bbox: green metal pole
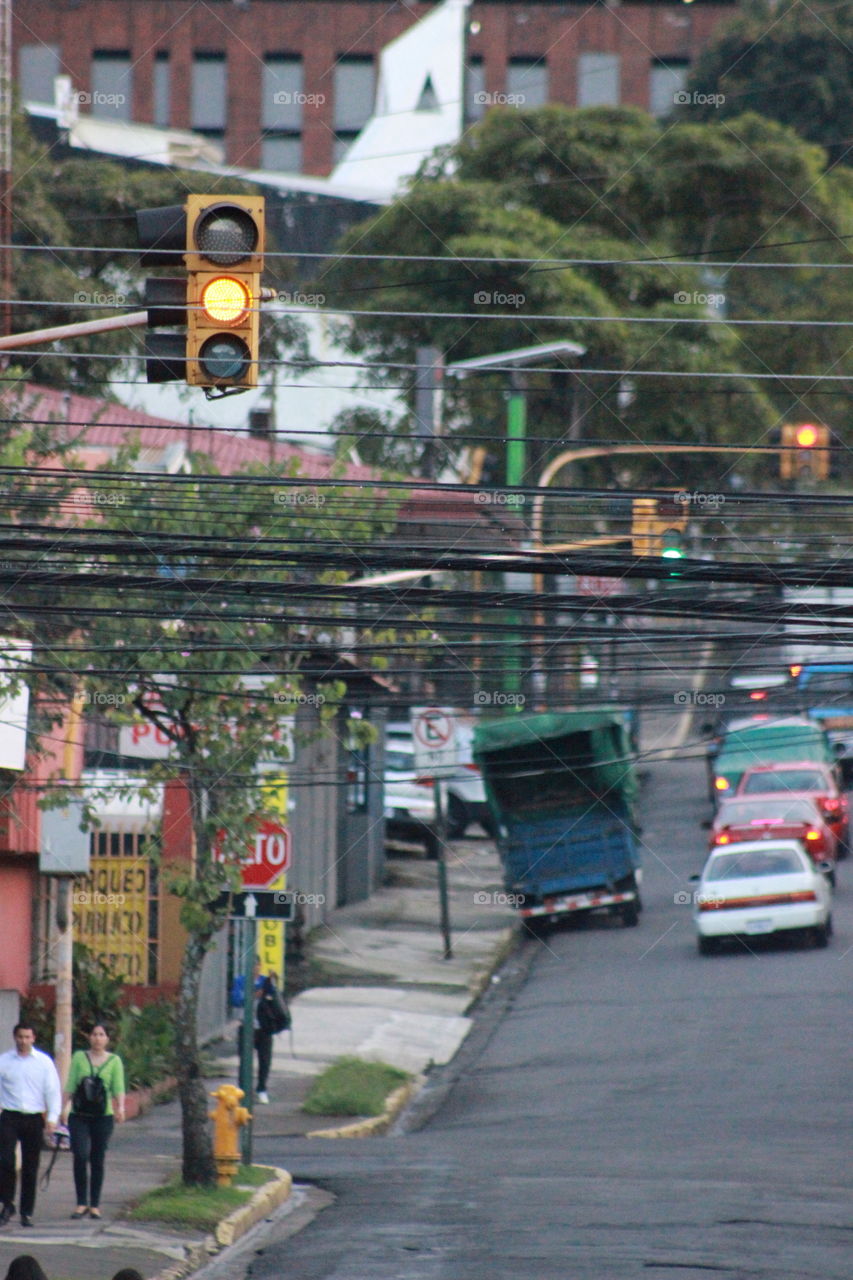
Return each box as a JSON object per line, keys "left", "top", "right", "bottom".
{"left": 239, "top": 920, "right": 256, "bottom": 1166}
{"left": 505, "top": 388, "right": 526, "bottom": 695}
{"left": 506, "top": 391, "right": 527, "bottom": 495}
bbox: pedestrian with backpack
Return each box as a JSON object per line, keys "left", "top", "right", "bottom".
{"left": 253, "top": 970, "right": 290, "bottom": 1104}
{"left": 62, "top": 1024, "right": 125, "bottom": 1221}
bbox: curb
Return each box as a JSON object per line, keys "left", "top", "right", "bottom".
{"left": 467, "top": 925, "right": 519, "bottom": 1005}
{"left": 306, "top": 1077, "right": 422, "bottom": 1139}
{"left": 148, "top": 1165, "right": 292, "bottom": 1280}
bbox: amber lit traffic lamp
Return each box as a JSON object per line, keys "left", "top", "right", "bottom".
{"left": 136, "top": 194, "right": 265, "bottom": 394}
{"left": 186, "top": 196, "right": 264, "bottom": 391}
{"left": 779, "top": 422, "right": 830, "bottom": 482}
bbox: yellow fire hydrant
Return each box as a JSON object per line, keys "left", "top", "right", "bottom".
{"left": 209, "top": 1084, "right": 252, "bottom": 1186}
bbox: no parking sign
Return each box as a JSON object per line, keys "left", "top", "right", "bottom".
{"left": 411, "top": 707, "right": 459, "bottom": 776}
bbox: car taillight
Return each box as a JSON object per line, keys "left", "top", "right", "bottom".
{"left": 821, "top": 797, "right": 840, "bottom": 813}
{"left": 716, "top": 833, "right": 730, "bottom": 845}
{"left": 698, "top": 890, "right": 817, "bottom": 911}
{"left": 715, "top": 776, "right": 730, "bottom": 792}
{"left": 464, "top": 763, "right": 481, "bottom": 773}
{"left": 415, "top": 776, "right": 434, "bottom": 788}
{"left": 805, "top": 830, "right": 820, "bottom": 842}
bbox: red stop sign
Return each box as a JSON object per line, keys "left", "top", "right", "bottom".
{"left": 241, "top": 820, "right": 292, "bottom": 889}
{"left": 213, "top": 820, "right": 292, "bottom": 888}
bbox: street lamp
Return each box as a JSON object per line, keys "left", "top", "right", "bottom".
{"left": 446, "top": 341, "right": 586, "bottom": 495}
{"left": 447, "top": 342, "right": 586, "bottom": 699}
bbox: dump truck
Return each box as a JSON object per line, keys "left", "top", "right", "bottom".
{"left": 473, "top": 710, "right": 641, "bottom": 931}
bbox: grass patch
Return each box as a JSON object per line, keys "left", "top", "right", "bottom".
{"left": 302, "top": 1056, "right": 410, "bottom": 1117}
{"left": 128, "top": 1165, "right": 276, "bottom": 1229}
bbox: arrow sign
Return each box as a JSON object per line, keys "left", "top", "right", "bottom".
{"left": 214, "top": 890, "right": 295, "bottom": 921}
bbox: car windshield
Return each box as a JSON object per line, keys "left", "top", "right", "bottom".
{"left": 720, "top": 799, "right": 818, "bottom": 825}
{"left": 742, "top": 769, "right": 826, "bottom": 793}
{"left": 705, "top": 849, "right": 805, "bottom": 880}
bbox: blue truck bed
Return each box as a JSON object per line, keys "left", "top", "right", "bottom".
{"left": 474, "top": 710, "right": 641, "bottom": 925}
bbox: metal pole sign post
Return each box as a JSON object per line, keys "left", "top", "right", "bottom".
{"left": 221, "top": 891, "right": 297, "bottom": 1165}
{"left": 411, "top": 709, "right": 457, "bottom": 960}
{"left": 239, "top": 916, "right": 256, "bottom": 1167}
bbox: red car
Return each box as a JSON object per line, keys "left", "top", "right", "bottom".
{"left": 710, "top": 795, "right": 838, "bottom": 878}
{"left": 736, "top": 761, "right": 849, "bottom": 856}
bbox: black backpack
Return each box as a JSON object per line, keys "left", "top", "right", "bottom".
{"left": 72, "top": 1054, "right": 110, "bottom": 1116}
{"left": 257, "top": 982, "right": 290, "bottom": 1034}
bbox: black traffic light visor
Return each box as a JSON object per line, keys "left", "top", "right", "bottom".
{"left": 193, "top": 204, "right": 259, "bottom": 266}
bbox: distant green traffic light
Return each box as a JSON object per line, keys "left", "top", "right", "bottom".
{"left": 660, "top": 528, "right": 686, "bottom": 560}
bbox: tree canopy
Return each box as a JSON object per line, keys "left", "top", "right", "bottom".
{"left": 683, "top": 0, "right": 853, "bottom": 163}
{"left": 318, "top": 106, "right": 853, "bottom": 490}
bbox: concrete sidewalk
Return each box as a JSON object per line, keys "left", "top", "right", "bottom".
{"left": 0, "top": 837, "right": 517, "bottom": 1280}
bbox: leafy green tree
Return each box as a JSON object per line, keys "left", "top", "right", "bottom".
{"left": 682, "top": 0, "right": 853, "bottom": 162}
{"left": 319, "top": 106, "right": 853, "bottom": 488}
{"left": 8, "top": 447, "right": 399, "bottom": 1184}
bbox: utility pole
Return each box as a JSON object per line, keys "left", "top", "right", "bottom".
{"left": 0, "top": 0, "right": 12, "bottom": 337}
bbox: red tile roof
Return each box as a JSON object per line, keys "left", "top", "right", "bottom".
{"left": 8, "top": 383, "right": 379, "bottom": 481}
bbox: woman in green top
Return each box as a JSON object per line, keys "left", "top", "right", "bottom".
{"left": 62, "top": 1023, "right": 126, "bottom": 1219}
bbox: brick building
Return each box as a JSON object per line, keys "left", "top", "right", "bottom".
{"left": 16, "top": 0, "right": 738, "bottom": 178}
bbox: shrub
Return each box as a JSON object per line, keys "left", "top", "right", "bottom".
{"left": 302, "top": 1056, "right": 409, "bottom": 1117}
{"left": 115, "top": 1001, "right": 176, "bottom": 1089}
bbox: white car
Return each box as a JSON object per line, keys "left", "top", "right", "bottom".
{"left": 693, "top": 839, "right": 833, "bottom": 955}
{"left": 384, "top": 723, "right": 495, "bottom": 850}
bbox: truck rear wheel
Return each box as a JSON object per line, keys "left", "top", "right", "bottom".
{"left": 621, "top": 901, "right": 640, "bottom": 927}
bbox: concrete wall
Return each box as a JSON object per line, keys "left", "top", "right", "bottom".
{"left": 0, "top": 990, "right": 20, "bottom": 1053}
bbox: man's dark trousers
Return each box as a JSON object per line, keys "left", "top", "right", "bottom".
{"left": 0, "top": 1110, "right": 44, "bottom": 1216}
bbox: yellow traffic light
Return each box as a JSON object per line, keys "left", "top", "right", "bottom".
{"left": 186, "top": 195, "right": 265, "bottom": 391}
{"left": 779, "top": 422, "right": 830, "bottom": 482}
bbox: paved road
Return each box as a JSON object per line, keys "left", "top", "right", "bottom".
{"left": 249, "top": 753, "right": 852, "bottom": 1280}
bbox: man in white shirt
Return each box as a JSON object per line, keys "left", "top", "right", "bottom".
{"left": 0, "top": 1021, "right": 62, "bottom": 1227}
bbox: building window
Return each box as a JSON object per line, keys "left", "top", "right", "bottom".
{"left": 91, "top": 50, "right": 132, "bottom": 121}
{"left": 650, "top": 59, "right": 689, "bottom": 117}
{"left": 577, "top": 53, "right": 620, "bottom": 107}
{"left": 333, "top": 55, "right": 375, "bottom": 157}
{"left": 191, "top": 52, "right": 226, "bottom": 135}
{"left": 465, "top": 56, "right": 486, "bottom": 123}
{"left": 153, "top": 51, "right": 170, "bottom": 127}
{"left": 19, "top": 43, "right": 60, "bottom": 103}
{"left": 262, "top": 55, "right": 303, "bottom": 171}
{"left": 261, "top": 134, "right": 302, "bottom": 171}
{"left": 507, "top": 58, "right": 548, "bottom": 108}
